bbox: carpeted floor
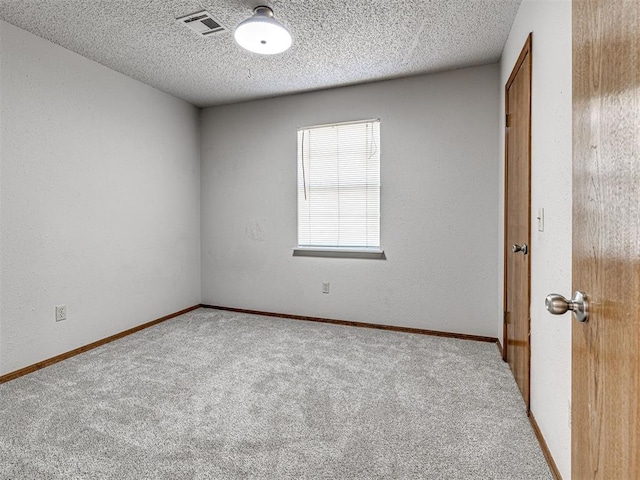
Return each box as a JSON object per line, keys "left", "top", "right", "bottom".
{"left": 0, "top": 308, "right": 552, "bottom": 479}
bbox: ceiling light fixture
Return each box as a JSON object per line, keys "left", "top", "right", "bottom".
{"left": 234, "top": 6, "right": 292, "bottom": 55}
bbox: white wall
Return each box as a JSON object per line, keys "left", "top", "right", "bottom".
{"left": 499, "top": 1, "right": 572, "bottom": 477}
{"left": 201, "top": 65, "right": 500, "bottom": 337}
{"left": 0, "top": 21, "right": 201, "bottom": 375}
{"left": 0, "top": 21, "right": 3, "bottom": 369}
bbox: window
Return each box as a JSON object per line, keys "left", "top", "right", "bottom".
{"left": 296, "top": 119, "right": 382, "bottom": 257}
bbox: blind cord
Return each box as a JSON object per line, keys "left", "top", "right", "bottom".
{"left": 366, "top": 123, "right": 369, "bottom": 246}
{"left": 336, "top": 127, "right": 341, "bottom": 246}
{"left": 368, "top": 122, "right": 378, "bottom": 159}
{"left": 301, "top": 130, "right": 307, "bottom": 200}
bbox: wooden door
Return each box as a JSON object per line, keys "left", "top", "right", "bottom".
{"left": 572, "top": 0, "right": 640, "bottom": 477}
{"left": 504, "top": 34, "right": 532, "bottom": 410}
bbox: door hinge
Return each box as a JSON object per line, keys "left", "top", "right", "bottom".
{"left": 505, "top": 113, "right": 511, "bottom": 128}
{"left": 503, "top": 311, "right": 508, "bottom": 325}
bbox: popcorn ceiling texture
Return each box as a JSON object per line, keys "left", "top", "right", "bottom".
{"left": 0, "top": 0, "right": 521, "bottom": 107}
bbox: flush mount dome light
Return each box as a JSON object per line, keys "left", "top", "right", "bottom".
{"left": 234, "top": 6, "right": 292, "bottom": 54}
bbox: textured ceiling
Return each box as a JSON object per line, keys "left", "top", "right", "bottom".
{"left": 0, "top": 0, "right": 521, "bottom": 107}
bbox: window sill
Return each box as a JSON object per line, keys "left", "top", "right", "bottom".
{"left": 293, "top": 247, "right": 386, "bottom": 259}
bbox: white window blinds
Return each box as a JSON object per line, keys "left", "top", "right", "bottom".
{"left": 297, "top": 119, "right": 380, "bottom": 249}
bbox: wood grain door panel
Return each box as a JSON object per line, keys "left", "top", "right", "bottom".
{"left": 504, "top": 34, "right": 532, "bottom": 410}
{"left": 572, "top": 0, "right": 640, "bottom": 477}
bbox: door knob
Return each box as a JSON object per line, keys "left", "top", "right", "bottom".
{"left": 512, "top": 243, "right": 528, "bottom": 254}
{"left": 545, "top": 291, "right": 589, "bottom": 323}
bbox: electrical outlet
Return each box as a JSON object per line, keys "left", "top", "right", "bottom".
{"left": 322, "top": 282, "right": 330, "bottom": 294}
{"left": 55, "top": 305, "right": 67, "bottom": 322}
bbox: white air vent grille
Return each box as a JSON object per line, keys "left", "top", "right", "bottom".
{"left": 177, "top": 10, "right": 226, "bottom": 36}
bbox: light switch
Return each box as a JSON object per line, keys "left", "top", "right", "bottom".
{"left": 537, "top": 208, "right": 544, "bottom": 232}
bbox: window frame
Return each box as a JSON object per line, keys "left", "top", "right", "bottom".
{"left": 293, "top": 118, "right": 385, "bottom": 259}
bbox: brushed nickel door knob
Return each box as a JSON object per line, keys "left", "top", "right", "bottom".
{"left": 545, "top": 291, "right": 589, "bottom": 323}
{"left": 512, "top": 243, "right": 528, "bottom": 254}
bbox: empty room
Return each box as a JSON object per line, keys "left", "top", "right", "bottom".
{"left": 1, "top": 0, "right": 638, "bottom": 479}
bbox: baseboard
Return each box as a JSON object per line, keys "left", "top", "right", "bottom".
{"left": 496, "top": 338, "right": 504, "bottom": 357}
{"left": 0, "top": 304, "right": 200, "bottom": 385}
{"left": 201, "top": 304, "right": 497, "bottom": 343}
{"left": 1, "top": 304, "right": 498, "bottom": 384}
{"left": 529, "top": 411, "right": 563, "bottom": 480}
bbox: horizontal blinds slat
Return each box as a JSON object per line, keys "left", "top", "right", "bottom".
{"left": 298, "top": 120, "right": 380, "bottom": 248}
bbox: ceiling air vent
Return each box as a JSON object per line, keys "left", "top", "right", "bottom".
{"left": 177, "top": 10, "right": 226, "bottom": 36}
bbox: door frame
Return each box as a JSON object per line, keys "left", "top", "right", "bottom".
{"left": 503, "top": 33, "right": 533, "bottom": 408}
